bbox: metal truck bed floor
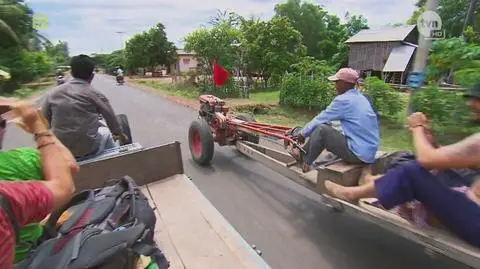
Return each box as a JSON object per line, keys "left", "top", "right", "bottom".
{"left": 141, "top": 174, "right": 271, "bottom": 269}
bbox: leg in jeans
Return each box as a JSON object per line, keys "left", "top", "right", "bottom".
{"left": 326, "top": 161, "right": 480, "bottom": 246}
{"left": 96, "top": 126, "right": 118, "bottom": 153}
{"left": 303, "top": 124, "right": 363, "bottom": 165}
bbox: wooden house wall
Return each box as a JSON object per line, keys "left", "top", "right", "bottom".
{"left": 347, "top": 41, "right": 400, "bottom": 72}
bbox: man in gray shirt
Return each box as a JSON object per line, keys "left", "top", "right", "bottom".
{"left": 41, "top": 55, "right": 125, "bottom": 159}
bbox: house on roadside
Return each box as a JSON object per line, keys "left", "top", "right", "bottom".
{"left": 170, "top": 49, "right": 198, "bottom": 75}
{"left": 346, "top": 25, "right": 419, "bottom": 85}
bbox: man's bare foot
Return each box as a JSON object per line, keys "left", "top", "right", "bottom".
{"left": 324, "top": 180, "right": 358, "bottom": 202}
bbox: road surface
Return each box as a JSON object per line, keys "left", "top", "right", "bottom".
{"left": 4, "top": 75, "right": 469, "bottom": 269}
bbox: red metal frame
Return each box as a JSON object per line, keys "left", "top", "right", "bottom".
{"left": 227, "top": 120, "right": 297, "bottom": 144}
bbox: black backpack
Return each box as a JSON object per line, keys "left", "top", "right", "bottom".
{"left": 15, "top": 176, "right": 170, "bottom": 269}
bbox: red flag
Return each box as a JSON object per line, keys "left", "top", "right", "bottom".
{"left": 212, "top": 61, "right": 228, "bottom": 87}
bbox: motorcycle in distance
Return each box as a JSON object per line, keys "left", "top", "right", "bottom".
{"left": 116, "top": 74, "right": 124, "bottom": 85}
{"left": 56, "top": 75, "right": 65, "bottom": 85}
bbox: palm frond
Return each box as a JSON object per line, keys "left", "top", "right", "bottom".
{"left": 0, "top": 18, "right": 19, "bottom": 44}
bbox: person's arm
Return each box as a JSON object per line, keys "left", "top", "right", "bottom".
{"left": 412, "top": 126, "right": 480, "bottom": 170}
{"left": 30, "top": 115, "right": 75, "bottom": 209}
{"left": 301, "top": 98, "right": 347, "bottom": 137}
{"left": 91, "top": 91, "right": 122, "bottom": 135}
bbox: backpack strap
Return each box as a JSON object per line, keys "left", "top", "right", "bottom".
{"left": 43, "top": 190, "right": 94, "bottom": 238}
{"left": 0, "top": 194, "right": 20, "bottom": 243}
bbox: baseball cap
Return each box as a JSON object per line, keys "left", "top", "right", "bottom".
{"left": 464, "top": 82, "right": 480, "bottom": 99}
{"left": 328, "top": 68, "right": 359, "bottom": 84}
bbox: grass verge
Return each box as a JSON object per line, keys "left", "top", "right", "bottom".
{"left": 133, "top": 79, "right": 198, "bottom": 100}
{"left": 1, "top": 77, "right": 55, "bottom": 99}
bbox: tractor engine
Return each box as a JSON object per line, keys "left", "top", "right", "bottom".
{"left": 198, "top": 95, "right": 234, "bottom": 145}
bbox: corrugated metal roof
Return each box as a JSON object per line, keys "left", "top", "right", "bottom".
{"left": 382, "top": 44, "right": 416, "bottom": 72}
{"left": 346, "top": 25, "right": 416, "bottom": 43}
{"left": 177, "top": 49, "right": 195, "bottom": 55}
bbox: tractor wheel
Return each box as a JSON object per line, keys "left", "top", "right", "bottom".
{"left": 235, "top": 114, "right": 260, "bottom": 144}
{"left": 116, "top": 114, "right": 133, "bottom": 145}
{"left": 189, "top": 119, "right": 214, "bottom": 166}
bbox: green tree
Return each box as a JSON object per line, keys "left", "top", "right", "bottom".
{"left": 274, "top": 0, "right": 347, "bottom": 61}
{"left": 330, "top": 13, "right": 369, "bottom": 68}
{"left": 408, "top": 0, "right": 477, "bottom": 38}
{"left": 125, "top": 23, "right": 177, "bottom": 71}
{"left": 0, "top": 0, "right": 28, "bottom": 46}
{"left": 44, "top": 41, "right": 70, "bottom": 66}
{"left": 240, "top": 16, "right": 306, "bottom": 85}
{"left": 426, "top": 37, "right": 480, "bottom": 84}
{"left": 344, "top": 12, "right": 369, "bottom": 37}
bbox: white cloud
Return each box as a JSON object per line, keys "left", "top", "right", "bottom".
{"left": 26, "top": 0, "right": 417, "bottom": 55}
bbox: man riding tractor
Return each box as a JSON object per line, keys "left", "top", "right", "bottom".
{"left": 41, "top": 55, "right": 130, "bottom": 161}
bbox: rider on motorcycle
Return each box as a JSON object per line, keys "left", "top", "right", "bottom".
{"left": 41, "top": 55, "right": 128, "bottom": 160}
{"left": 115, "top": 66, "right": 124, "bottom": 83}
{"left": 56, "top": 69, "right": 65, "bottom": 85}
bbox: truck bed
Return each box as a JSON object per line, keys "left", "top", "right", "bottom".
{"left": 73, "top": 141, "right": 270, "bottom": 269}
{"left": 141, "top": 174, "right": 270, "bottom": 269}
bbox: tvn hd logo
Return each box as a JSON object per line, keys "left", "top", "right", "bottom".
{"left": 417, "top": 11, "right": 445, "bottom": 40}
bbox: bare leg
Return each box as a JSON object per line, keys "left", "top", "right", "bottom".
{"left": 325, "top": 180, "right": 376, "bottom": 202}
{"left": 358, "top": 165, "right": 383, "bottom": 185}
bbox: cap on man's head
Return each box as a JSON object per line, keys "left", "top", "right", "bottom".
{"left": 328, "top": 68, "right": 359, "bottom": 84}
{"left": 464, "top": 82, "right": 480, "bottom": 99}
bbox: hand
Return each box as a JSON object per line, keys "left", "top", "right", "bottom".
{"left": 115, "top": 133, "right": 129, "bottom": 145}
{"left": 407, "top": 112, "right": 428, "bottom": 130}
{"left": 10, "top": 101, "right": 46, "bottom": 133}
{"left": 296, "top": 133, "right": 306, "bottom": 144}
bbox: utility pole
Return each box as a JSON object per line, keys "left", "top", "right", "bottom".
{"left": 407, "top": 0, "right": 438, "bottom": 115}
{"left": 463, "top": 0, "right": 478, "bottom": 33}
{"left": 116, "top": 31, "right": 126, "bottom": 50}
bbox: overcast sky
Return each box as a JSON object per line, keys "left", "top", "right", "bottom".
{"left": 26, "top": 0, "right": 418, "bottom": 55}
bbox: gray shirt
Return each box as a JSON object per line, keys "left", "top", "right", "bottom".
{"left": 41, "top": 78, "right": 122, "bottom": 157}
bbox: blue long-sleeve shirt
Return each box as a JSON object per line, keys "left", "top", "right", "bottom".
{"left": 301, "top": 88, "right": 380, "bottom": 163}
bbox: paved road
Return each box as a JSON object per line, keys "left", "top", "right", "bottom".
{"left": 4, "top": 75, "right": 469, "bottom": 269}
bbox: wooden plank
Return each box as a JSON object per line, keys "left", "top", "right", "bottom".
{"left": 141, "top": 180, "right": 185, "bottom": 269}
{"left": 145, "top": 174, "right": 271, "bottom": 269}
{"left": 74, "top": 142, "right": 184, "bottom": 192}
{"left": 236, "top": 142, "right": 317, "bottom": 192}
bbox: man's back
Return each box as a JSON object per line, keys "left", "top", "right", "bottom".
{"left": 337, "top": 89, "right": 379, "bottom": 163}
{"left": 42, "top": 80, "right": 103, "bottom": 157}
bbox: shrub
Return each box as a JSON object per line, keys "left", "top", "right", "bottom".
{"left": 279, "top": 74, "right": 335, "bottom": 110}
{"left": 364, "top": 77, "right": 404, "bottom": 121}
{"left": 279, "top": 58, "right": 336, "bottom": 110}
{"left": 411, "top": 85, "right": 469, "bottom": 127}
